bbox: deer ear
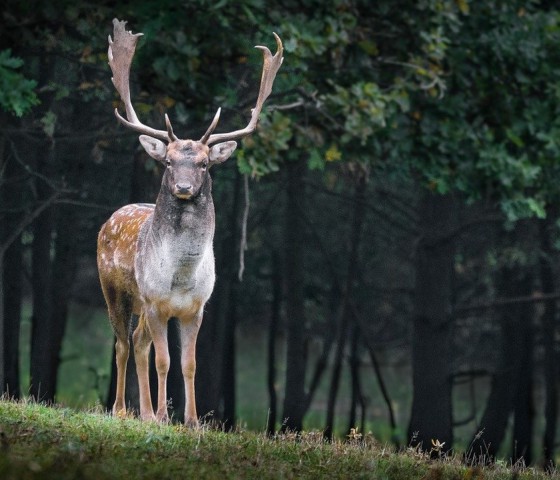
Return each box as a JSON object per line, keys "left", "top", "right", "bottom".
{"left": 209, "top": 141, "right": 237, "bottom": 165}
{"left": 139, "top": 135, "right": 167, "bottom": 162}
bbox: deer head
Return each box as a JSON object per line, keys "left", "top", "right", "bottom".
{"left": 108, "top": 19, "right": 283, "bottom": 200}
{"left": 138, "top": 137, "right": 237, "bottom": 200}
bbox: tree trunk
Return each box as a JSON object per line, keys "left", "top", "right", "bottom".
{"left": 324, "top": 305, "right": 350, "bottom": 440}
{"left": 347, "top": 323, "right": 365, "bottom": 435}
{"left": 324, "top": 173, "right": 367, "bottom": 440}
{"left": 0, "top": 126, "right": 6, "bottom": 393}
{"left": 281, "top": 159, "right": 307, "bottom": 433}
{"left": 44, "top": 204, "right": 79, "bottom": 401}
{"left": 195, "top": 305, "right": 222, "bottom": 421}
{"left": 467, "top": 258, "right": 533, "bottom": 464}
{"left": 511, "top": 307, "right": 534, "bottom": 466}
{"left": 29, "top": 166, "right": 80, "bottom": 404}
{"left": 0, "top": 252, "right": 4, "bottom": 395}
{"left": 221, "top": 283, "right": 238, "bottom": 431}
{"left": 303, "top": 283, "right": 339, "bottom": 413}
{"left": 539, "top": 212, "right": 558, "bottom": 470}
{"left": 1, "top": 131, "right": 23, "bottom": 398}
{"left": 408, "top": 192, "right": 456, "bottom": 454}
{"left": 29, "top": 140, "right": 56, "bottom": 401}
{"left": 352, "top": 305, "right": 398, "bottom": 445}
{"left": 28, "top": 51, "right": 60, "bottom": 403}
{"left": 266, "top": 253, "right": 282, "bottom": 435}
{"left": 3, "top": 235, "right": 22, "bottom": 399}
{"left": 221, "top": 171, "right": 245, "bottom": 430}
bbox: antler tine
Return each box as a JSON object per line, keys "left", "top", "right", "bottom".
{"left": 199, "top": 108, "right": 221, "bottom": 144}
{"left": 165, "top": 114, "right": 178, "bottom": 142}
{"left": 204, "top": 33, "right": 284, "bottom": 145}
{"left": 109, "top": 18, "right": 170, "bottom": 142}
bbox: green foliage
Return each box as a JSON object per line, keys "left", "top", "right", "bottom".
{"left": 0, "top": 49, "right": 39, "bottom": 117}
{"left": 240, "top": 1, "right": 560, "bottom": 222}
{"left": 236, "top": 1, "right": 444, "bottom": 176}
{"left": 395, "top": 3, "right": 560, "bottom": 220}
{"left": 3, "top": 0, "right": 559, "bottom": 219}
{"left": 0, "top": 401, "right": 555, "bottom": 480}
{"left": 238, "top": 111, "right": 293, "bottom": 177}
{"left": 323, "top": 82, "right": 406, "bottom": 145}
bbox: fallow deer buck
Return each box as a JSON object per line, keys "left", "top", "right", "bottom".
{"left": 97, "top": 19, "right": 283, "bottom": 426}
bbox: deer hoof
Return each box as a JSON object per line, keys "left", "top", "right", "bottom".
{"left": 184, "top": 417, "right": 200, "bottom": 429}
{"left": 140, "top": 411, "right": 157, "bottom": 422}
{"left": 156, "top": 410, "right": 169, "bottom": 423}
{"left": 113, "top": 407, "right": 128, "bottom": 419}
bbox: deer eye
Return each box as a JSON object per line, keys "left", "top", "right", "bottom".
{"left": 165, "top": 159, "right": 171, "bottom": 167}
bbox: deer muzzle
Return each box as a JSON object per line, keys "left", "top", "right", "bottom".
{"left": 174, "top": 183, "right": 194, "bottom": 200}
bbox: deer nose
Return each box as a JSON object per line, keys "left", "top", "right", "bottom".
{"left": 175, "top": 183, "right": 192, "bottom": 194}
{"left": 175, "top": 183, "right": 193, "bottom": 196}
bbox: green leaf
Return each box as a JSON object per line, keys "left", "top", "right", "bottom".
{"left": 0, "top": 49, "right": 40, "bottom": 116}
{"left": 307, "top": 149, "right": 324, "bottom": 171}
{"left": 505, "top": 129, "right": 524, "bottom": 148}
{"left": 41, "top": 111, "right": 57, "bottom": 138}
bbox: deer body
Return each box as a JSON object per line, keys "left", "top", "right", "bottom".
{"left": 98, "top": 19, "right": 282, "bottom": 425}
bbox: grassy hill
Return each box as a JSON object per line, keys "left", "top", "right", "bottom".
{"left": 0, "top": 400, "right": 556, "bottom": 480}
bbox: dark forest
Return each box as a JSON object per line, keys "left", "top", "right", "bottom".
{"left": 1, "top": 0, "right": 560, "bottom": 469}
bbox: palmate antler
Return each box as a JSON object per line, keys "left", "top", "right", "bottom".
{"left": 200, "top": 32, "right": 284, "bottom": 145}
{"left": 108, "top": 18, "right": 283, "bottom": 144}
{"left": 108, "top": 19, "right": 175, "bottom": 142}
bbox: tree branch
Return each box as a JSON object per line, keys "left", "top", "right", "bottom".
{"left": 0, "top": 191, "right": 62, "bottom": 257}
{"left": 455, "top": 292, "right": 560, "bottom": 315}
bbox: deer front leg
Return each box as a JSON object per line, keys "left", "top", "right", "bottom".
{"left": 133, "top": 312, "right": 156, "bottom": 421}
{"left": 179, "top": 312, "right": 202, "bottom": 428}
{"left": 146, "top": 309, "right": 170, "bottom": 422}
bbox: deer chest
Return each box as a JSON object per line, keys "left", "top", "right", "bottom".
{"left": 135, "top": 235, "right": 215, "bottom": 315}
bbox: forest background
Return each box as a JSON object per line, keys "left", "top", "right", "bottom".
{"left": 1, "top": 0, "right": 560, "bottom": 469}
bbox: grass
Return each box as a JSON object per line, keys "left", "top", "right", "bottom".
{"left": 0, "top": 400, "right": 557, "bottom": 480}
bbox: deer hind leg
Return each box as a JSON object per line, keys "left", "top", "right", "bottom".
{"left": 102, "top": 284, "right": 132, "bottom": 417}
{"left": 132, "top": 310, "right": 156, "bottom": 421}
{"left": 113, "top": 334, "right": 129, "bottom": 417}
{"left": 179, "top": 311, "right": 203, "bottom": 428}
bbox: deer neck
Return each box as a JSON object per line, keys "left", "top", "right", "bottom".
{"left": 144, "top": 174, "right": 215, "bottom": 259}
